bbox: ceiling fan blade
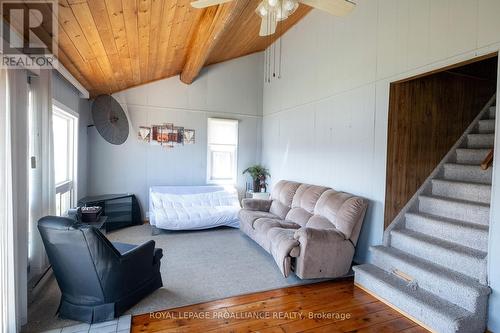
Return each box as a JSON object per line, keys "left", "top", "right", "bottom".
{"left": 259, "top": 16, "right": 277, "bottom": 37}
{"left": 190, "top": 0, "right": 234, "bottom": 9}
{"left": 299, "top": 0, "right": 356, "bottom": 16}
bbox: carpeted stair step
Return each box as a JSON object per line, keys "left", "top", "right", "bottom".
{"left": 353, "top": 264, "right": 485, "bottom": 333}
{"left": 370, "top": 246, "right": 490, "bottom": 313}
{"left": 455, "top": 148, "right": 491, "bottom": 165}
{"left": 467, "top": 133, "right": 494, "bottom": 148}
{"left": 431, "top": 179, "right": 491, "bottom": 204}
{"left": 443, "top": 163, "right": 492, "bottom": 184}
{"left": 489, "top": 106, "right": 496, "bottom": 119}
{"left": 478, "top": 119, "right": 495, "bottom": 133}
{"left": 390, "top": 229, "right": 487, "bottom": 282}
{"left": 405, "top": 212, "right": 489, "bottom": 251}
{"left": 418, "top": 195, "right": 490, "bottom": 225}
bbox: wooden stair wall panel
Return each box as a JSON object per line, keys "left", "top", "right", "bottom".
{"left": 384, "top": 56, "right": 498, "bottom": 229}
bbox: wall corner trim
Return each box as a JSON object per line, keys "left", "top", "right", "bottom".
{"left": 55, "top": 62, "right": 89, "bottom": 99}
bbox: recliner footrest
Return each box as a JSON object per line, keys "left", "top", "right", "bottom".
{"left": 268, "top": 228, "right": 300, "bottom": 277}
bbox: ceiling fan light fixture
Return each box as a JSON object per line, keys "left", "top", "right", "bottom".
{"left": 267, "top": 0, "right": 278, "bottom": 7}
{"left": 276, "top": 7, "right": 284, "bottom": 19}
{"left": 283, "top": 0, "right": 293, "bottom": 10}
{"left": 258, "top": 3, "right": 268, "bottom": 16}
{"left": 257, "top": 0, "right": 298, "bottom": 20}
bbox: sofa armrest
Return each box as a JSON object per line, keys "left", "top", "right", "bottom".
{"left": 119, "top": 240, "right": 157, "bottom": 263}
{"left": 241, "top": 198, "right": 272, "bottom": 212}
{"left": 293, "top": 227, "right": 354, "bottom": 279}
{"left": 294, "top": 227, "right": 345, "bottom": 243}
{"left": 101, "top": 240, "right": 162, "bottom": 299}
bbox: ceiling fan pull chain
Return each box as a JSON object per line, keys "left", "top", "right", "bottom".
{"left": 278, "top": 36, "right": 282, "bottom": 79}
{"left": 273, "top": 34, "right": 276, "bottom": 78}
{"left": 264, "top": 44, "right": 267, "bottom": 83}
{"left": 278, "top": 0, "right": 283, "bottom": 79}
{"left": 267, "top": 14, "right": 271, "bottom": 83}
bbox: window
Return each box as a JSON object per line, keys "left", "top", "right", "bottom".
{"left": 53, "top": 104, "right": 78, "bottom": 216}
{"left": 207, "top": 118, "right": 238, "bottom": 184}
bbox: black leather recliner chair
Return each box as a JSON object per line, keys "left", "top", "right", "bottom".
{"left": 38, "top": 216, "right": 163, "bottom": 323}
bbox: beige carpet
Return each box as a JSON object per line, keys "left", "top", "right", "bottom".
{"left": 24, "top": 225, "right": 327, "bottom": 332}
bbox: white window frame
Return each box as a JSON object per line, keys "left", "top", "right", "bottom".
{"left": 207, "top": 118, "right": 239, "bottom": 185}
{"left": 52, "top": 100, "right": 78, "bottom": 213}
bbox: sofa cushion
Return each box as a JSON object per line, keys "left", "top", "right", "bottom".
{"left": 269, "top": 200, "right": 291, "bottom": 219}
{"left": 285, "top": 208, "right": 312, "bottom": 227}
{"left": 280, "top": 221, "right": 302, "bottom": 230}
{"left": 241, "top": 199, "right": 272, "bottom": 212}
{"left": 239, "top": 210, "right": 280, "bottom": 229}
{"left": 312, "top": 190, "right": 367, "bottom": 240}
{"left": 254, "top": 219, "right": 301, "bottom": 234}
{"left": 307, "top": 215, "right": 337, "bottom": 230}
{"left": 271, "top": 180, "right": 301, "bottom": 207}
{"left": 291, "top": 184, "right": 330, "bottom": 212}
{"left": 254, "top": 218, "right": 282, "bottom": 234}
{"left": 268, "top": 227, "right": 300, "bottom": 277}
{"left": 285, "top": 184, "right": 329, "bottom": 226}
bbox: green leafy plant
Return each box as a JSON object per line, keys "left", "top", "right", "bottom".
{"left": 243, "top": 165, "right": 270, "bottom": 192}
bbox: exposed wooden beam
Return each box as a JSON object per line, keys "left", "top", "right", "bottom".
{"left": 180, "top": 0, "right": 249, "bottom": 84}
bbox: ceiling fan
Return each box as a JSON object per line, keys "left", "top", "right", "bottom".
{"left": 190, "top": 0, "right": 356, "bottom": 36}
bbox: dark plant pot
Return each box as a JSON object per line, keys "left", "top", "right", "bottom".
{"left": 253, "top": 179, "right": 260, "bottom": 192}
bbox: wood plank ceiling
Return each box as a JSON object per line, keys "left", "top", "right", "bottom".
{"left": 55, "top": 0, "right": 311, "bottom": 97}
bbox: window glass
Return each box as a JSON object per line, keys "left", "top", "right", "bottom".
{"left": 52, "top": 106, "right": 77, "bottom": 216}
{"left": 53, "top": 114, "right": 69, "bottom": 185}
{"left": 207, "top": 118, "right": 238, "bottom": 184}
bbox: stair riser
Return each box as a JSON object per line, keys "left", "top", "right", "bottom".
{"left": 431, "top": 181, "right": 491, "bottom": 204}
{"left": 418, "top": 197, "right": 490, "bottom": 225}
{"left": 467, "top": 134, "right": 494, "bottom": 149}
{"left": 372, "top": 249, "right": 485, "bottom": 312}
{"left": 478, "top": 120, "right": 495, "bottom": 133}
{"left": 443, "top": 165, "right": 492, "bottom": 184}
{"left": 354, "top": 269, "right": 485, "bottom": 333}
{"left": 490, "top": 106, "right": 496, "bottom": 119}
{"left": 455, "top": 149, "right": 490, "bottom": 165}
{"left": 405, "top": 214, "right": 488, "bottom": 252}
{"left": 390, "top": 231, "right": 487, "bottom": 281}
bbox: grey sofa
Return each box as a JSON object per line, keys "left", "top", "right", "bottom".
{"left": 239, "top": 180, "right": 368, "bottom": 279}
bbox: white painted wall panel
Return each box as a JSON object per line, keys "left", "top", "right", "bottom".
{"left": 428, "top": 0, "right": 450, "bottom": 62}
{"left": 447, "top": 0, "right": 478, "bottom": 56}
{"left": 407, "top": 0, "right": 430, "bottom": 69}
{"left": 478, "top": 0, "right": 500, "bottom": 48}
{"left": 376, "top": 0, "right": 399, "bottom": 79}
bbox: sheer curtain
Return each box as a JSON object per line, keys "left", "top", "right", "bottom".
{"left": 0, "top": 69, "right": 17, "bottom": 333}
{"left": 0, "top": 67, "right": 30, "bottom": 331}
{"left": 29, "top": 70, "right": 55, "bottom": 276}
{"left": 10, "top": 69, "right": 29, "bottom": 330}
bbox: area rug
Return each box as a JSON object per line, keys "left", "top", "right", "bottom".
{"left": 25, "top": 225, "right": 326, "bottom": 332}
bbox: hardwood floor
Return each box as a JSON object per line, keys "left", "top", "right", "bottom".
{"left": 131, "top": 279, "right": 429, "bottom": 333}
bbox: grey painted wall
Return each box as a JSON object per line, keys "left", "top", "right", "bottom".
{"left": 87, "top": 53, "right": 264, "bottom": 217}
{"left": 52, "top": 72, "right": 90, "bottom": 200}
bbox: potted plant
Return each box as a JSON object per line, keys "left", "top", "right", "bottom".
{"left": 243, "top": 165, "right": 270, "bottom": 193}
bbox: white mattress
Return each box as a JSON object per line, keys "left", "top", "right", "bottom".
{"left": 149, "top": 186, "right": 241, "bottom": 230}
